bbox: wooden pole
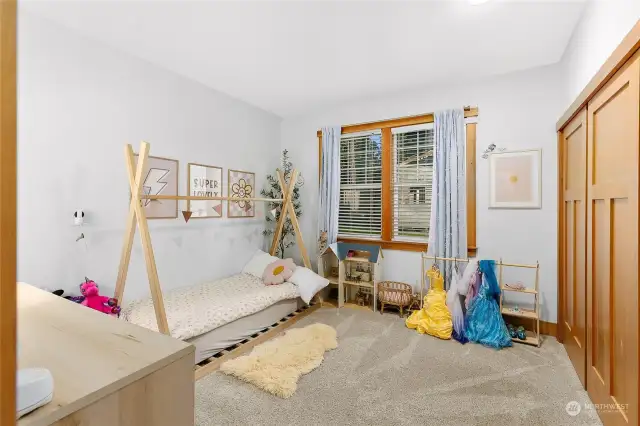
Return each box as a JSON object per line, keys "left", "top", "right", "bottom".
{"left": 125, "top": 143, "right": 169, "bottom": 335}
{"left": 276, "top": 171, "right": 311, "bottom": 268}
{"left": 114, "top": 147, "right": 140, "bottom": 303}
{"left": 421, "top": 254, "right": 470, "bottom": 263}
{"left": 536, "top": 261, "right": 540, "bottom": 347}
{"left": 0, "top": 1, "right": 16, "bottom": 423}
{"left": 420, "top": 255, "right": 424, "bottom": 309}
{"left": 142, "top": 194, "right": 284, "bottom": 202}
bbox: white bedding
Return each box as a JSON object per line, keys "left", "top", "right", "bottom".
{"left": 121, "top": 273, "right": 300, "bottom": 340}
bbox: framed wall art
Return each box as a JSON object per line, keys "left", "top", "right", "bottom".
{"left": 489, "top": 149, "right": 541, "bottom": 209}
{"left": 133, "top": 154, "right": 179, "bottom": 219}
{"left": 187, "top": 163, "right": 223, "bottom": 218}
{"left": 228, "top": 169, "right": 255, "bottom": 218}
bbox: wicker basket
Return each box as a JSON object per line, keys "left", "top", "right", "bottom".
{"left": 377, "top": 281, "right": 413, "bottom": 316}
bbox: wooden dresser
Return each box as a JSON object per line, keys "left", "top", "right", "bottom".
{"left": 16, "top": 283, "right": 195, "bottom": 426}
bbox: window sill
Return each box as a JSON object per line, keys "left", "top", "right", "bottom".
{"left": 337, "top": 237, "right": 477, "bottom": 256}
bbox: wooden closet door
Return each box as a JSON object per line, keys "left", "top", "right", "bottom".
{"left": 561, "top": 108, "right": 587, "bottom": 387}
{"left": 586, "top": 54, "right": 639, "bottom": 426}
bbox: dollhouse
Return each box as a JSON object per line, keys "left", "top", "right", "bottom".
{"left": 317, "top": 242, "right": 383, "bottom": 311}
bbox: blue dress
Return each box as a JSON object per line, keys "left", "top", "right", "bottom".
{"left": 464, "top": 260, "right": 512, "bottom": 349}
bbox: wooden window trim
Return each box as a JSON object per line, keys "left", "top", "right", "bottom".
{"left": 318, "top": 108, "right": 478, "bottom": 255}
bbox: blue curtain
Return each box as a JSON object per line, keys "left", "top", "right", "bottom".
{"left": 427, "top": 109, "right": 467, "bottom": 289}
{"left": 318, "top": 126, "right": 341, "bottom": 246}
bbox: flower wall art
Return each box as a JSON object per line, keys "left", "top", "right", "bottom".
{"left": 228, "top": 169, "right": 255, "bottom": 218}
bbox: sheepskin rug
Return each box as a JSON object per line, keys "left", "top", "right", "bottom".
{"left": 219, "top": 323, "right": 337, "bottom": 398}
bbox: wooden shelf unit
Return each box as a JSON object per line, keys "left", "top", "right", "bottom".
{"left": 502, "top": 286, "right": 538, "bottom": 295}
{"left": 420, "top": 255, "right": 542, "bottom": 348}
{"left": 501, "top": 306, "right": 539, "bottom": 320}
{"left": 498, "top": 259, "right": 541, "bottom": 347}
{"left": 343, "top": 280, "right": 374, "bottom": 288}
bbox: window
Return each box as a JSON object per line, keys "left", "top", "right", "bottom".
{"left": 392, "top": 124, "right": 433, "bottom": 242}
{"left": 318, "top": 110, "right": 477, "bottom": 253}
{"left": 338, "top": 132, "right": 382, "bottom": 238}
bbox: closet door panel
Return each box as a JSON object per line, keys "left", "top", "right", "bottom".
{"left": 561, "top": 108, "right": 587, "bottom": 387}
{"left": 611, "top": 198, "right": 635, "bottom": 412}
{"left": 564, "top": 203, "right": 574, "bottom": 329}
{"left": 590, "top": 199, "right": 610, "bottom": 385}
{"left": 586, "top": 54, "right": 639, "bottom": 426}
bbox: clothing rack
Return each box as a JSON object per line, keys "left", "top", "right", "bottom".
{"left": 420, "top": 254, "right": 541, "bottom": 347}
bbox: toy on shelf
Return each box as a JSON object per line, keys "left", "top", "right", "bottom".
{"left": 80, "top": 278, "right": 121, "bottom": 315}
{"left": 406, "top": 265, "right": 452, "bottom": 339}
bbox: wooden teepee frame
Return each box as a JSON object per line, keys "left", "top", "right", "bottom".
{"left": 114, "top": 141, "right": 311, "bottom": 336}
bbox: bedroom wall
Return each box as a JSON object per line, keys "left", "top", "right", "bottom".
{"left": 18, "top": 11, "right": 281, "bottom": 301}
{"left": 560, "top": 0, "right": 640, "bottom": 107}
{"left": 280, "top": 65, "right": 565, "bottom": 322}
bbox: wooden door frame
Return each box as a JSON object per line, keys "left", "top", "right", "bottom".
{"left": 557, "top": 131, "right": 565, "bottom": 343}
{"left": 0, "top": 0, "right": 17, "bottom": 424}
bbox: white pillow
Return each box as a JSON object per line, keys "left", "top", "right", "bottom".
{"left": 242, "top": 250, "right": 279, "bottom": 278}
{"left": 287, "top": 267, "right": 329, "bottom": 304}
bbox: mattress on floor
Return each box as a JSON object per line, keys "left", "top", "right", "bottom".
{"left": 121, "top": 273, "right": 300, "bottom": 340}
{"left": 189, "top": 297, "right": 304, "bottom": 363}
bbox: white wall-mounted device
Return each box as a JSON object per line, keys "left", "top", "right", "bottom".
{"left": 73, "top": 209, "right": 85, "bottom": 226}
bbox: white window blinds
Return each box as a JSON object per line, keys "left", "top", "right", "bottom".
{"left": 338, "top": 131, "right": 382, "bottom": 238}
{"left": 392, "top": 124, "right": 434, "bottom": 242}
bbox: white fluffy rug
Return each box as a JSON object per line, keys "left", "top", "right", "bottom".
{"left": 219, "top": 323, "right": 337, "bottom": 398}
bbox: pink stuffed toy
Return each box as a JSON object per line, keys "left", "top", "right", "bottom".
{"left": 80, "top": 278, "right": 121, "bottom": 315}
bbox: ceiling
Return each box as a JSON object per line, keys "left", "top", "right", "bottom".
{"left": 23, "top": 0, "right": 586, "bottom": 117}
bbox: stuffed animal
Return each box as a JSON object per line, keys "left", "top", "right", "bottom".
{"left": 79, "top": 278, "right": 121, "bottom": 315}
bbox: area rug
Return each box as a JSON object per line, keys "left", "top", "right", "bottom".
{"left": 197, "top": 308, "right": 603, "bottom": 425}
{"left": 219, "top": 322, "right": 337, "bottom": 398}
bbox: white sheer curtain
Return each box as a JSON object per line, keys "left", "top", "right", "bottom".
{"left": 427, "top": 109, "right": 467, "bottom": 289}
{"left": 318, "top": 126, "right": 341, "bottom": 246}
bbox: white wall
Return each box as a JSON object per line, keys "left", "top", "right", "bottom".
{"left": 281, "top": 65, "right": 565, "bottom": 322}
{"left": 561, "top": 0, "right": 640, "bottom": 107}
{"left": 18, "top": 12, "right": 281, "bottom": 301}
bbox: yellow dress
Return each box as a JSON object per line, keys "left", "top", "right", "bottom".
{"left": 406, "top": 269, "right": 452, "bottom": 340}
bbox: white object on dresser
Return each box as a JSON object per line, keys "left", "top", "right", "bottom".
{"left": 16, "top": 368, "right": 54, "bottom": 419}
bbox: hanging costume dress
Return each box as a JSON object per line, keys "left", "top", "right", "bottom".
{"left": 464, "top": 260, "right": 512, "bottom": 349}
{"left": 446, "top": 269, "right": 467, "bottom": 343}
{"left": 406, "top": 268, "right": 452, "bottom": 339}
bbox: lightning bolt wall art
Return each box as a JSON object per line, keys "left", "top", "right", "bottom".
{"left": 142, "top": 168, "right": 170, "bottom": 206}
{"left": 133, "top": 154, "right": 179, "bottom": 219}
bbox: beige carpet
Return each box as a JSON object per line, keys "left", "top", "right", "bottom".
{"left": 220, "top": 323, "right": 337, "bottom": 398}
{"left": 196, "top": 307, "right": 602, "bottom": 426}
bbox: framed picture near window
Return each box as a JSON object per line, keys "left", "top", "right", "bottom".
{"left": 133, "top": 154, "right": 179, "bottom": 219}
{"left": 187, "top": 163, "right": 223, "bottom": 218}
{"left": 489, "top": 149, "right": 542, "bottom": 209}
{"left": 228, "top": 169, "right": 255, "bottom": 218}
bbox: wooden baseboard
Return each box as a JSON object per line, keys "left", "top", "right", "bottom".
{"left": 194, "top": 303, "right": 321, "bottom": 380}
